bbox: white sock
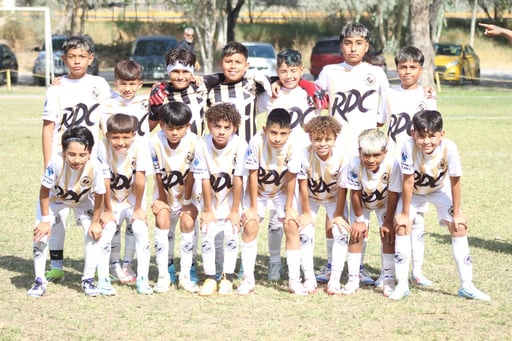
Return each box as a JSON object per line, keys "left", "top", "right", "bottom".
{"left": 394, "top": 235, "right": 412, "bottom": 285}
{"left": 268, "top": 217, "right": 283, "bottom": 264}
{"left": 330, "top": 226, "right": 348, "bottom": 284}
{"left": 132, "top": 220, "right": 150, "bottom": 279}
{"left": 154, "top": 227, "right": 169, "bottom": 278}
{"left": 452, "top": 235, "right": 473, "bottom": 287}
{"left": 286, "top": 249, "right": 301, "bottom": 283}
{"left": 347, "top": 252, "right": 361, "bottom": 283}
{"left": 167, "top": 224, "right": 176, "bottom": 265}
{"left": 223, "top": 222, "right": 239, "bottom": 274}
{"left": 124, "top": 222, "right": 136, "bottom": 263}
{"left": 241, "top": 238, "right": 257, "bottom": 282}
{"left": 382, "top": 253, "right": 395, "bottom": 280}
{"left": 110, "top": 224, "right": 121, "bottom": 264}
{"left": 82, "top": 221, "right": 99, "bottom": 281}
{"left": 180, "top": 230, "right": 195, "bottom": 277}
{"left": 49, "top": 217, "right": 65, "bottom": 270}
{"left": 97, "top": 221, "right": 116, "bottom": 280}
{"left": 33, "top": 239, "right": 48, "bottom": 280}
{"left": 201, "top": 224, "right": 217, "bottom": 276}
{"left": 411, "top": 214, "right": 426, "bottom": 278}
{"left": 300, "top": 224, "right": 315, "bottom": 281}
{"left": 325, "top": 238, "right": 334, "bottom": 265}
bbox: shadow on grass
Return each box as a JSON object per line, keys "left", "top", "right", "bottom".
{"left": 429, "top": 232, "right": 512, "bottom": 255}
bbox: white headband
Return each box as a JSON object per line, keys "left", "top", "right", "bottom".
{"left": 167, "top": 61, "right": 195, "bottom": 74}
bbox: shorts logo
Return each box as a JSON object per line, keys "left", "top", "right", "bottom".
{"left": 91, "top": 87, "right": 100, "bottom": 100}
{"left": 80, "top": 176, "right": 92, "bottom": 187}
{"left": 394, "top": 252, "right": 406, "bottom": 264}
{"left": 364, "top": 73, "right": 376, "bottom": 87}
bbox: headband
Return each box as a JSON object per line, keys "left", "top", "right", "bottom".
{"left": 167, "top": 61, "right": 195, "bottom": 74}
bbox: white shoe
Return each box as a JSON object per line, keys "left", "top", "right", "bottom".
{"left": 153, "top": 275, "right": 170, "bottom": 293}
{"left": 303, "top": 278, "right": 318, "bottom": 294}
{"left": 341, "top": 277, "right": 360, "bottom": 295}
{"left": 382, "top": 277, "right": 395, "bottom": 297}
{"left": 410, "top": 274, "right": 433, "bottom": 287}
{"left": 458, "top": 284, "right": 491, "bottom": 301}
{"left": 178, "top": 273, "right": 199, "bottom": 293}
{"left": 388, "top": 283, "right": 410, "bottom": 300}
{"left": 27, "top": 277, "right": 47, "bottom": 297}
{"left": 288, "top": 280, "right": 308, "bottom": 296}
{"left": 236, "top": 278, "right": 255, "bottom": 295}
{"left": 326, "top": 280, "right": 342, "bottom": 295}
{"left": 97, "top": 278, "right": 117, "bottom": 296}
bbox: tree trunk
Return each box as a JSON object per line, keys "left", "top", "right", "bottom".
{"left": 226, "top": 0, "right": 245, "bottom": 42}
{"left": 410, "top": 0, "right": 434, "bottom": 86}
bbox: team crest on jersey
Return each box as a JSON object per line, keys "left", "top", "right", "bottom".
{"left": 331, "top": 170, "right": 340, "bottom": 180}
{"left": 140, "top": 101, "right": 149, "bottom": 111}
{"left": 90, "top": 87, "right": 100, "bottom": 100}
{"left": 131, "top": 157, "right": 136, "bottom": 168}
{"left": 418, "top": 101, "right": 427, "bottom": 111}
{"left": 364, "top": 73, "right": 376, "bottom": 86}
{"left": 349, "top": 169, "right": 358, "bottom": 180}
{"left": 439, "top": 158, "right": 448, "bottom": 171}
{"left": 185, "top": 151, "right": 194, "bottom": 164}
{"left": 381, "top": 172, "right": 389, "bottom": 184}
{"left": 80, "top": 176, "right": 92, "bottom": 187}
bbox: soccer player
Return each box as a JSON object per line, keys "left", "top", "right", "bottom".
{"left": 151, "top": 102, "right": 200, "bottom": 293}
{"left": 336, "top": 128, "right": 400, "bottom": 296}
{"left": 28, "top": 126, "right": 113, "bottom": 297}
{"left": 41, "top": 36, "right": 111, "bottom": 284}
{"left": 238, "top": 109, "right": 305, "bottom": 295}
{"left": 314, "top": 22, "right": 390, "bottom": 285}
{"left": 98, "top": 113, "right": 153, "bottom": 295}
{"left": 192, "top": 103, "right": 247, "bottom": 296}
{"left": 381, "top": 46, "right": 437, "bottom": 288}
{"left": 391, "top": 110, "right": 490, "bottom": 301}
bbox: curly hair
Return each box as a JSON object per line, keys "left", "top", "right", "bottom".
{"left": 205, "top": 103, "right": 241, "bottom": 128}
{"left": 303, "top": 116, "right": 341, "bottom": 138}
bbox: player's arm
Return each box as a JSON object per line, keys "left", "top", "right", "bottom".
{"left": 88, "top": 193, "right": 104, "bottom": 241}
{"left": 450, "top": 175, "right": 467, "bottom": 233}
{"left": 395, "top": 173, "right": 413, "bottom": 234}
{"left": 132, "top": 170, "right": 147, "bottom": 222}
{"left": 42, "top": 120, "right": 55, "bottom": 168}
{"left": 34, "top": 185, "right": 51, "bottom": 242}
{"left": 479, "top": 22, "right": 512, "bottom": 43}
{"left": 350, "top": 189, "right": 367, "bottom": 243}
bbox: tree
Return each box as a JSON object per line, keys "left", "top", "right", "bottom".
{"left": 226, "top": 0, "right": 245, "bottom": 42}
{"left": 410, "top": 0, "right": 435, "bottom": 85}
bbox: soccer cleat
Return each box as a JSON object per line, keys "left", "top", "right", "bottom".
{"left": 218, "top": 278, "right": 234, "bottom": 295}
{"left": 110, "top": 263, "right": 129, "bottom": 283}
{"left": 267, "top": 262, "right": 282, "bottom": 282}
{"left": 374, "top": 274, "right": 384, "bottom": 289}
{"left": 27, "top": 277, "right": 47, "bottom": 297}
{"left": 190, "top": 265, "right": 199, "bottom": 285}
{"left": 410, "top": 274, "right": 433, "bottom": 287}
{"left": 153, "top": 275, "right": 170, "bottom": 293}
{"left": 458, "top": 284, "right": 491, "bottom": 301}
{"left": 122, "top": 262, "right": 137, "bottom": 283}
{"left": 136, "top": 277, "right": 154, "bottom": 295}
{"left": 97, "top": 278, "right": 117, "bottom": 296}
{"left": 382, "top": 277, "right": 396, "bottom": 297}
{"left": 199, "top": 278, "right": 218, "bottom": 296}
{"left": 179, "top": 273, "right": 199, "bottom": 293}
{"left": 326, "top": 280, "right": 342, "bottom": 295}
{"left": 388, "top": 283, "right": 410, "bottom": 300}
{"left": 359, "top": 267, "right": 375, "bottom": 285}
{"left": 341, "top": 278, "right": 360, "bottom": 295}
{"left": 236, "top": 279, "right": 255, "bottom": 296}
{"left": 315, "top": 263, "right": 331, "bottom": 283}
{"left": 168, "top": 262, "right": 177, "bottom": 284}
{"left": 288, "top": 280, "right": 308, "bottom": 296}
{"left": 81, "top": 278, "right": 101, "bottom": 297}
{"left": 45, "top": 269, "right": 65, "bottom": 283}
{"left": 303, "top": 278, "right": 318, "bottom": 294}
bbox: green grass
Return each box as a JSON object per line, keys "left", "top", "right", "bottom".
{"left": 0, "top": 86, "right": 511, "bottom": 340}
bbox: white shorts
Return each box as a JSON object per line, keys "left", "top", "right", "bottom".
{"left": 401, "top": 185, "right": 456, "bottom": 226}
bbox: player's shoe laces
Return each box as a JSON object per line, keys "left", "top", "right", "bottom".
{"left": 168, "top": 262, "right": 177, "bottom": 284}
{"left": 45, "top": 269, "right": 65, "bottom": 283}
{"left": 190, "top": 265, "right": 199, "bottom": 284}
{"left": 122, "top": 262, "right": 137, "bottom": 283}
{"left": 288, "top": 280, "right": 308, "bottom": 296}
{"left": 27, "top": 277, "right": 47, "bottom": 297}
{"left": 359, "top": 267, "right": 375, "bottom": 285}
{"left": 410, "top": 274, "right": 433, "bottom": 287}
{"left": 81, "top": 278, "right": 100, "bottom": 297}
{"left": 199, "top": 278, "right": 218, "bottom": 296}
{"left": 136, "top": 277, "right": 154, "bottom": 295}
{"left": 326, "top": 280, "right": 342, "bottom": 295}
{"left": 97, "top": 278, "right": 117, "bottom": 296}
{"left": 388, "top": 283, "right": 410, "bottom": 300}
{"left": 153, "top": 274, "right": 170, "bottom": 293}
{"left": 382, "top": 276, "right": 396, "bottom": 297}
{"left": 110, "top": 262, "right": 129, "bottom": 283}
{"left": 341, "top": 277, "right": 360, "bottom": 295}
{"left": 267, "top": 262, "right": 282, "bottom": 281}
{"left": 303, "top": 278, "right": 318, "bottom": 294}
{"left": 178, "top": 273, "right": 199, "bottom": 293}
{"left": 315, "top": 263, "right": 331, "bottom": 283}
{"left": 236, "top": 278, "right": 255, "bottom": 295}
{"left": 218, "top": 277, "right": 234, "bottom": 296}
{"left": 458, "top": 284, "right": 491, "bottom": 301}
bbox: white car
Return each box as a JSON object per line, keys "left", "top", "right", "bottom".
{"left": 243, "top": 42, "right": 277, "bottom": 77}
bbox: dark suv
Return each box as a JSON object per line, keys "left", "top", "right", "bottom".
{"left": 0, "top": 43, "right": 18, "bottom": 84}
{"left": 129, "top": 35, "right": 178, "bottom": 83}
{"left": 310, "top": 37, "right": 387, "bottom": 78}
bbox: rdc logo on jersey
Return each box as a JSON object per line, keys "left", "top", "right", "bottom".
{"left": 91, "top": 87, "right": 100, "bottom": 100}
{"left": 364, "top": 73, "right": 376, "bottom": 86}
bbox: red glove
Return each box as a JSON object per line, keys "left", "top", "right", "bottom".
{"left": 299, "top": 79, "right": 328, "bottom": 110}
{"left": 149, "top": 82, "right": 169, "bottom": 106}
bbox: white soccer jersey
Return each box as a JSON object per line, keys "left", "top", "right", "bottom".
{"left": 151, "top": 130, "right": 197, "bottom": 211}
{"left": 41, "top": 154, "right": 105, "bottom": 209}
{"left": 341, "top": 155, "right": 402, "bottom": 210}
{"left": 316, "top": 62, "right": 389, "bottom": 155}
{"left": 244, "top": 131, "right": 302, "bottom": 199}
{"left": 42, "top": 74, "right": 111, "bottom": 155}
{"left": 97, "top": 137, "right": 152, "bottom": 206}
{"left": 192, "top": 134, "right": 247, "bottom": 218}
{"left": 297, "top": 145, "right": 345, "bottom": 204}
{"left": 383, "top": 86, "right": 437, "bottom": 157}
{"left": 400, "top": 138, "right": 462, "bottom": 196}
{"left": 99, "top": 94, "right": 151, "bottom": 143}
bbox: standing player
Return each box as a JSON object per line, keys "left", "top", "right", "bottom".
{"left": 192, "top": 103, "right": 247, "bottom": 296}
{"left": 41, "top": 36, "right": 111, "bottom": 284}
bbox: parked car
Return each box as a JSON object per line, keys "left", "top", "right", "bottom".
{"left": 434, "top": 43, "right": 480, "bottom": 84}
{"left": 243, "top": 42, "right": 277, "bottom": 77}
{"left": 129, "top": 35, "right": 178, "bottom": 83}
{"left": 32, "top": 34, "right": 99, "bottom": 85}
{"left": 0, "top": 43, "right": 18, "bottom": 84}
{"left": 309, "top": 36, "right": 387, "bottom": 78}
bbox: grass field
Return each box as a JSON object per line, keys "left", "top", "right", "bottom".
{"left": 0, "top": 85, "right": 511, "bottom": 340}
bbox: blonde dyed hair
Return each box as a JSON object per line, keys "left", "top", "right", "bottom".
{"left": 358, "top": 128, "right": 388, "bottom": 154}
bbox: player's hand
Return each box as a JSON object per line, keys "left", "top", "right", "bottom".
{"left": 200, "top": 210, "right": 216, "bottom": 233}
{"left": 380, "top": 220, "right": 395, "bottom": 245}
{"left": 350, "top": 221, "right": 368, "bottom": 243}
{"left": 226, "top": 210, "right": 241, "bottom": 233}
{"left": 241, "top": 207, "right": 258, "bottom": 227}
{"left": 394, "top": 213, "right": 412, "bottom": 235}
{"left": 181, "top": 202, "right": 198, "bottom": 221}
{"left": 132, "top": 207, "right": 147, "bottom": 224}
{"left": 271, "top": 80, "right": 282, "bottom": 98}
{"left": 100, "top": 210, "right": 116, "bottom": 226}
{"left": 453, "top": 211, "right": 468, "bottom": 232}
{"left": 479, "top": 22, "right": 504, "bottom": 37}
{"left": 151, "top": 200, "right": 170, "bottom": 216}
{"left": 149, "top": 82, "right": 168, "bottom": 106}
{"left": 285, "top": 208, "right": 300, "bottom": 229}
{"left": 50, "top": 76, "right": 62, "bottom": 87}
{"left": 423, "top": 86, "right": 436, "bottom": 100}
{"left": 298, "top": 79, "right": 328, "bottom": 109}
{"left": 88, "top": 221, "right": 103, "bottom": 241}
{"left": 192, "top": 75, "right": 204, "bottom": 85}
{"left": 34, "top": 221, "right": 51, "bottom": 242}
{"left": 332, "top": 215, "right": 350, "bottom": 234}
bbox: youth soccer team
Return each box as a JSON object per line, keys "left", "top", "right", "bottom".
{"left": 27, "top": 22, "right": 490, "bottom": 301}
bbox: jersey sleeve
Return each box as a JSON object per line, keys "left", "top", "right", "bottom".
{"left": 96, "top": 140, "right": 112, "bottom": 180}
{"left": 234, "top": 139, "right": 248, "bottom": 177}
{"left": 296, "top": 149, "right": 309, "bottom": 180}
{"left": 134, "top": 139, "right": 153, "bottom": 174}
{"left": 191, "top": 139, "right": 210, "bottom": 179}
{"left": 244, "top": 135, "right": 261, "bottom": 171}
{"left": 41, "top": 86, "right": 61, "bottom": 123}
{"left": 340, "top": 156, "right": 362, "bottom": 190}
{"left": 287, "top": 146, "right": 304, "bottom": 174}
{"left": 150, "top": 133, "right": 162, "bottom": 175}
{"left": 40, "top": 156, "right": 60, "bottom": 189}
{"left": 388, "top": 158, "right": 402, "bottom": 193}
{"left": 92, "top": 160, "right": 107, "bottom": 195}
{"left": 399, "top": 139, "right": 415, "bottom": 175}
{"left": 446, "top": 139, "right": 463, "bottom": 177}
